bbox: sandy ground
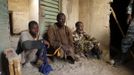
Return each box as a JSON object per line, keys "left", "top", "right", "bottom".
{"left": 21, "top": 58, "right": 133, "bottom": 75}
{"left": 10, "top": 36, "right": 133, "bottom": 75}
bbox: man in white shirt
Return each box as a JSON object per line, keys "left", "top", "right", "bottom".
{"left": 16, "top": 21, "right": 43, "bottom": 65}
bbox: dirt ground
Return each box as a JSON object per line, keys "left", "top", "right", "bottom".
{"left": 21, "top": 58, "right": 133, "bottom": 75}
{"left": 10, "top": 36, "right": 134, "bottom": 75}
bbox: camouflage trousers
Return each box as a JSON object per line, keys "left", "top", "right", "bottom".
{"left": 74, "top": 40, "right": 94, "bottom": 53}
{"left": 121, "top": 20, "right": 134, "bottom": 53}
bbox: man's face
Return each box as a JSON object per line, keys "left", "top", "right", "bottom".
{"left": 57, "top": 15, "right": 66, "bottom": 26}
{"left": 30, "top": 24, "right": 39, "bottom": 36}
{"left": 77, "top": 23, "right": 84, "bottom": 33}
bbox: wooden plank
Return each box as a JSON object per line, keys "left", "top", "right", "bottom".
{"left": 13, "top": 58, "right": 21, "bottom": 75}
{"left": 8, "top": 60, "right": 14, "bottom": 75}
{"left": 40, "top": 1, "right": 59, "bottom": 9}
{"left": 45, "top": 18, "right": 56, "bottom": 23}
{"left": 40, "top": 4, "right": 59, "bottom": 12}
{"left": 41, "top": 0, "right": 59, "bottom": 5}
{"left": 45, "top": 15, "right": 56, "bottom": 19}
{"left": 45, "top": 10, "right": 58, "bottom": 16}
{"left": 4, "top": 48, "right": 21, "bottom": 75}
{"left": 39, "top": 0, "right": 59, "bottom": 34}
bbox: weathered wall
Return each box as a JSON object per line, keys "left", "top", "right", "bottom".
{"left": 29, "top": 0, "right": 39, "bottom": 22}
{"left": 79, "top": 0, "right": 111, "bottom": 60}
{"left": 0, "top": 0, "right": 10, "bottom": 72}
{"left": 62, "top": 0, "right": 79, "bottom": 30}
{"left": 8, "top": 0, "right": 39, "bottom": 33}
{"left": 7, "top": 0, "right": 111, "bottom": 60}
{"left": 8, "top": 0, "right": 29, "bottom": 33}
{"left": 61, "top": 0, "right": 111, "bottom": 60}
{"left": 0, "top": 0, "right": 10, "bottom": 52}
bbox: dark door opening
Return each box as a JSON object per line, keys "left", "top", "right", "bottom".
{"left": 9, "top": 11, "right": 14, "bottom": 35}
{"left": 110, "top": 0, "right": 130, "bottom": 59}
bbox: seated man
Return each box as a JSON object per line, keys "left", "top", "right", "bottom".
{"left": 46, "top": 13, "right": 76, "bottom": 64}
{"left": 73, "top": 21, "right": 102, "bottom": 59}
{"left": 16, "top": 21, "right": 44, "bottom": 65}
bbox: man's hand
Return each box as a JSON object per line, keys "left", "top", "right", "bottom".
{"left": 127, "top": 14, "right": 132, "bottom": 24}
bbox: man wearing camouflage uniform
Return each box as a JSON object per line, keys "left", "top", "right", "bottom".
{"left": 73, "top": 21, "right": 102, "bottom": 59}
{"left": 121, "top": 0, "right": 134, "bottom": 63}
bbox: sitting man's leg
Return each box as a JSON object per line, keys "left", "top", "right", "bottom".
{"left": 21, "top": 49, "right": 38, "bottom": 66}
{"left": 120, "top": 25, "right": 134, "bottom": 64}
{"left": 91, "top": 46, "right": 102, "bottom": 59}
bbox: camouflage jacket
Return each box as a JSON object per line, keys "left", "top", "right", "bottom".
{"left": 73, "top": 31, "right": 100, "bottom": 53}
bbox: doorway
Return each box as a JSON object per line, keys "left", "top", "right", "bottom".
{"left": 8, "top": 0, "right": 39, "bottom": 35}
